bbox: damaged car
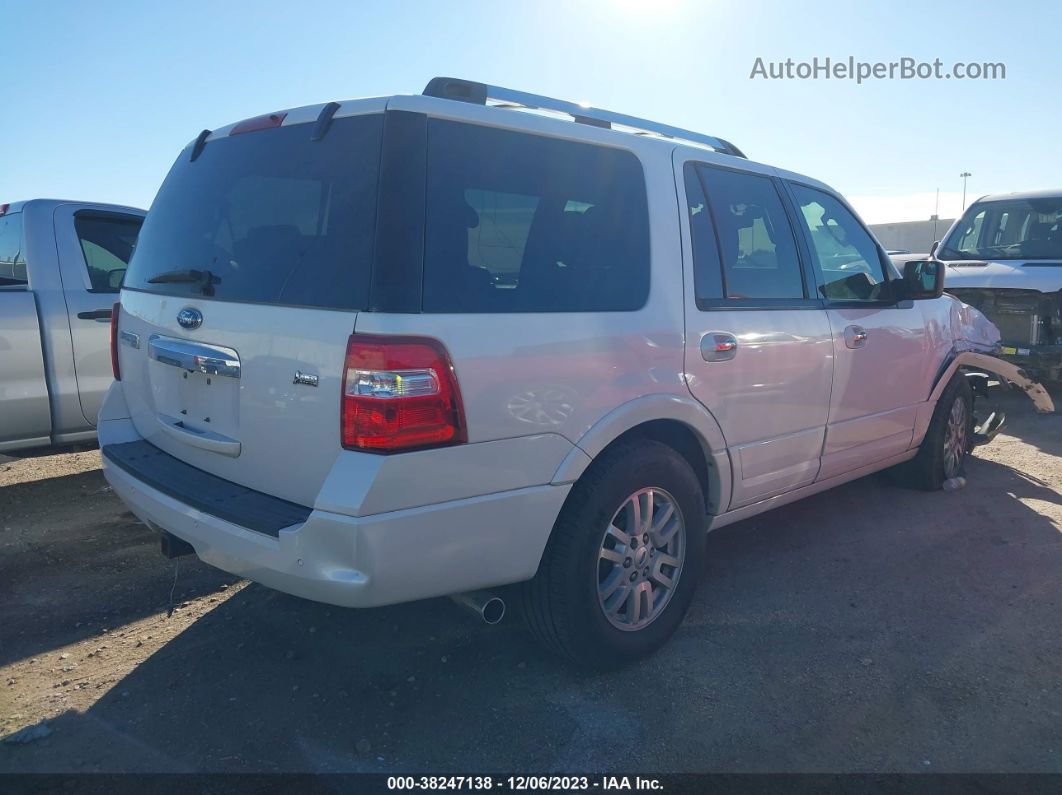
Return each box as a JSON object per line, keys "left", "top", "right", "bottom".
{"left": 99, "top": 79, "right": 1053, "bottom": 668}
{"left": 935, "top": 190, "right": 1062, "bottom": 382}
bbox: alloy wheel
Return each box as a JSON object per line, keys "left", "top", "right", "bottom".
{"left": 943, "top": 395, "right": 969, "bottom": 479}
{"left": 597, "top": 487, "right": 686, "bottom": 632}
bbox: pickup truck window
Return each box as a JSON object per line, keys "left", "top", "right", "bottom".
{"left": 0, "top": 212, "right": 27, "bottom": 286}
{"left": 74, "top": 212, "right": 143, "bottom": 292}
{"left": 790, "top": 184, "right": 889, "bottom": 302}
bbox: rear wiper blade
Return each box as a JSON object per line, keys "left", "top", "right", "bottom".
{"left": 147, "top": 268, "right": 221, "bottom": 295}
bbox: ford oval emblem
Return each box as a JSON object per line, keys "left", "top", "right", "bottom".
{"left": 177, "top": 307, "right": 203, "bottom": 330}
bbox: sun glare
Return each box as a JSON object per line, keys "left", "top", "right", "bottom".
{"left": 611, "top": 0, "right": 684, "bottom": 14}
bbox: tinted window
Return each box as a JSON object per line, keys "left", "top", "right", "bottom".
{"left": 683, "top": 164, "right": 723, "bottom": 301}
{"left": 790, "top": 184, "right": 889, "bottom": 301}
{"left": 74, "top": 212, "right": 143, "bottom": 292}
{"left": 0, "top": 213, "right": 26, "bottom": 286}
{"left": 698, "top": 166, "right": 804, "bottom": 300}
{"left": 940, "top": 196, "right": 1062, "bottom": 260}
{"left": 423, "top": 121, "right": 649, "bottom": 312}
{"left": 125, "top": 115, "right": 383, "bottom": 309}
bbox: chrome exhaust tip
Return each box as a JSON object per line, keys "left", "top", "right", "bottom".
{"left": 450, "top": 591, "right": 506, "bottom": 625}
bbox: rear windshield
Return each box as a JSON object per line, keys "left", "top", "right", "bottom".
{"left": 423, "top": 120, "right": 650, "bottom": 312}
{"left": 125, "top": 114, "right": 383, "bottom": 309}
{"left": 0, "top": 212, "right": 26, "bottom": 286}
{"left": 940, "top": 196, "right": 1062, "bottom": 261}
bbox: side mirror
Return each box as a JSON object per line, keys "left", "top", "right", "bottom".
{"left": 899, "top": 260, "right": 944, "bottom": 300}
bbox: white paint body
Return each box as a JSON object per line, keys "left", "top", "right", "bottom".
{"left": 100, "top": 94, "right": 1013, "bottom": 608}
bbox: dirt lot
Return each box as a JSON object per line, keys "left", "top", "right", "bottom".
{"left": 1, "top": 388, "right": 1059, "bottom": 774}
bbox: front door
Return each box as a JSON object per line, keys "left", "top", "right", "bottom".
{"left": 784, "top": 183, "right": 928, "bottom": 480}
{"left": 679, "top": 159, "right": 834, "bottom": 510}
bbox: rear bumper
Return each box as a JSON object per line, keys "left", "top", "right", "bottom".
{"left": 104, "top": 455, "right": 568, "bottom": 607}
{"left": 98, "top": 396, "right": 570, "bottom": 608}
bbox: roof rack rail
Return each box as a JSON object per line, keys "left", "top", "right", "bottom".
{"left": 422, "top": 77, "right": 746, "bottom": 158}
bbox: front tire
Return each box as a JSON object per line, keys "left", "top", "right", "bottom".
{"left": 899, "top": 375, "right": 973, "bottom": 490}
{"left": 521, "top": 439, "right": 706, "bottom": 668}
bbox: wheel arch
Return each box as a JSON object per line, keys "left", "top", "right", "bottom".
{"left": 551, "top": 394, "right": 732, "bottom": 514}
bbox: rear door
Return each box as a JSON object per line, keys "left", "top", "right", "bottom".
{"left": 679, "top": 160, "right": 834, "bottom": 509}
{"left": 53, "top": 206, "right": 144, "bottom": 426}
{"left": 784, "top": 182, "right": 930, "bottom": 479}
{"left": 115, "top": 106, "right": 384, "bottom": 507}
{"left": 0, "top": 211, "right": 52, "bottom": 449}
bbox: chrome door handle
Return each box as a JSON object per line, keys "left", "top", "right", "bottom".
{"left": 844, "top": 325, "right": 868, "bottom": 349}
{"left": 701, "top": 332, "right": 738, "bottom": 362}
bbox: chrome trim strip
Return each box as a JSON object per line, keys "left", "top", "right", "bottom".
{"left": 148, "top": 335, "right": 240, "bottom": 379}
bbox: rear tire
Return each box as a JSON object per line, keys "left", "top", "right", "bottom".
{"left": 897, "top": 375, "right": 973, "bottom": 491}
{"left": 521, "top": 439, "right": 706, "bottom": 669}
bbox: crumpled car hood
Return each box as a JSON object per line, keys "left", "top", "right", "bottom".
{"left": 944, "top": 260, "right": 1062, "bottom": 292}
{"left": 944, "top": 294, "right": 1001, "bottom": 352}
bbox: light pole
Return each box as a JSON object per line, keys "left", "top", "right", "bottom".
{"left": 960, "top": 172, "right": 972, "bottom": 211}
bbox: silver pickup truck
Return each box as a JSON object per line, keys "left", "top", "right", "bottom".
{"left": 1, "top": 199, "right": 144, "bottom": 452}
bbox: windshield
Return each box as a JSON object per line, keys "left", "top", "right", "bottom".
{"left": 125, "top": 114, "right": 383, "bottom": 309}
{"left": 939, "top": 196, "right": 1062, "bottom": 261}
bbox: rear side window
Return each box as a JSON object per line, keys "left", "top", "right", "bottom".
{"left": 125, "top": 115, "right": 383, "bottom": 309}
{"left": 74, "top": 212, "right": 143, "bottom": 292}
{"left": 696, "top": 166, "right": 805, "bottom": 300}
{"left": 423, "top": 121, "right": 650, "bottom": 313}
{"left": 0, "top": 213, "right": 27, "bottom": 286}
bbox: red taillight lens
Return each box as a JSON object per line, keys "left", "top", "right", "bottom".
{"left": 110, "top": 302, "right": 121, "bottom": 380}
{"left": 341, "top": 334, "right": 466, "bottom": 452}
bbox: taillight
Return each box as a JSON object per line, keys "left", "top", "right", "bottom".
{"left": 110, "top": 302, "right": 121, "bottom": 380}
{"left": 341, "top": 334, "right": 466, "bottom": 452}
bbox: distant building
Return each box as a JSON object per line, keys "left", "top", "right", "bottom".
{"left": 868, "top": 218, "right": 956, "bottom": 254}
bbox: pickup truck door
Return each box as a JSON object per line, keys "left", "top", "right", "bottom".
{"left": 678, "top": 160, "right": 834, "bottom": 510}
{"left": 782, "top": 182, "right": 928, "bottom": 480}
{"left": 52, "top": 205, "right": 144, "bottom": 427}
{"left": 0, "top": 211, "right": 52, "bottom": 450}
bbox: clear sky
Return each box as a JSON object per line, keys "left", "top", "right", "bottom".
{"left": 4, "top": 0, "right": 1059, "bottom": 224}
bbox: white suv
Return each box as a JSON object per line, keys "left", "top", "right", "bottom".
{"left": 99, "top": 78, "right": 1049, "bottom": 668}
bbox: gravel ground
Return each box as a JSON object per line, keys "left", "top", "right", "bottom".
{"left": 0, "top": 387, "right": 1059, "bottom": 774}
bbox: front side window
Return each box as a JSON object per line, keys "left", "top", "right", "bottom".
{"left": 697, "top": 166, "right": 805, "bottom": 300}
{"left": 423, "top": 120, "right": 650, "bottom": 313}
{"left": 0, "top": 213, "right": 26, "bottom": 286}
{"left": 939, "top": 197, "right": 1062, "bottom": 260}
{"left": 790, "top": 184, "right": 889, "bottom": 301}
{"left": 74, "top": 212, "right": 143, "bottom": 292}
